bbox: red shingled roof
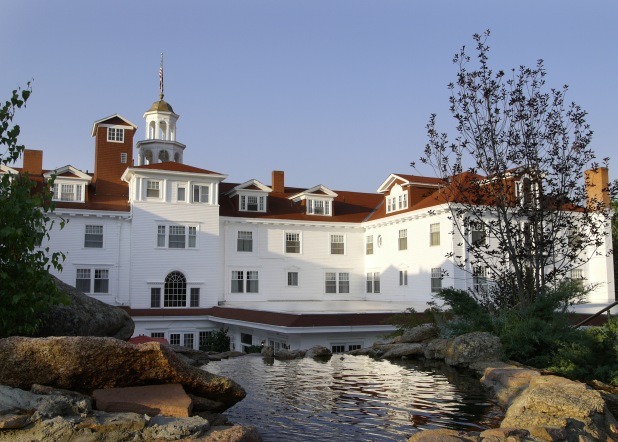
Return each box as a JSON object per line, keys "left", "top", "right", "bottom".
{"left": 130, "top": 161, "right": 223, "bottom": 175}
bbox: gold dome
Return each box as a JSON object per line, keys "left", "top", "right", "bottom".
{"left": 147, "top": 98, "right": 174, "bottom": 113}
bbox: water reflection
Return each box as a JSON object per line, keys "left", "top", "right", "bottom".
{"left": 206, "top": 355, "right": 501, "bottom": 442}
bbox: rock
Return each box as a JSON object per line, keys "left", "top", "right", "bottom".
{"left": 261, "top": 346, "right": 274, "bottom": 358}
{"left": 274, "top": 349, "right": 305, "bottom": 360}
{"left": 142, "top": 415, "right": 210, "bottom": 440}
{"left": 197, "top": 424, "right": 263, "bottom": 441}
{"left": 481, "top": 365, "right": 541, "bottom": 407}
{"left": 407, "top": 428, "right": 474, "bottom": 441}
{"left": 346, "top": 347, "right": 380, "bottom": 357}
{"left": 501, "top": 375, "right": 617, "bottom": 440}
{"left": 380, "top": 343, "right": 425, "bottom": 359}
{"left": 189, "top": 394, "right": 227, "bottom": 413}
{"left": 0, "top": 414, "right": 31, "bottom": 430}
{"left": 170, "top": 345, "right": 211, "bottom": 366}
{"left": 478, "top": 427, "right": 531, "bottom": 440}
{"left": 93, "top": 384, "right": 192, "bottom": 417}
{"left": 0, "top": 385, "right": 42, "bottom": 414}
{"left": 75, "top": 411, "right": 147, "bottom": 434}
{"left": 216, "top": 351, "right": 245, "bottom": 359}
{"left": 400, "top": 324, "right": 438, "bottom": 343}
{"left": 444, "top": 332, "right": 502, "bottom": 367}
{"left": 304, "top": 346, "right": 332, "bottom": 359}
{"left": 33, "top": 393, "right": 91, "bottom": 420}
{"left": 0, "top": 336, "right": 245, "bottom": 409}
{"left": 423, "top": 338, "right": 449, "bottom": 360}
{"left": 33, "top": 276, "right": 134, "bottom": 341}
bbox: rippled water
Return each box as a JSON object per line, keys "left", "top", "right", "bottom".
{"left": 206, "top": 355, "right": 502, "bottom": 441}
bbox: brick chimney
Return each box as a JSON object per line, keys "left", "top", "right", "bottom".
{"left": 272, "top": 170, "right": 285, "bottom": 193}
{"left": 585, "top": 167, "right": 610, "bottom": 209}
{"left": 22, "top": 149, "right": 43, "bottom": 176}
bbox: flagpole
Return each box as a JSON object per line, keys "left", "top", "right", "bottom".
{"left": 159, "top": 53, "right": 164, "bottom": 99}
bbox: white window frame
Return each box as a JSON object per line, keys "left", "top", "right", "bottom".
{"left": 398, "top": 229, "right": 407, "bottom": 251}
{"left": 473, "top": 266, "right": 489, "bottom": 293}
{"left": 107, "top": 127, "right": 124, "bottom": 142}
{"left": 146, "top": 180, "right": 161, "bottom": 199}
{"left": 430, "top": 223, "right": 440, "bottom": 246}
{"left": 366, "top": 235, "right": 373, "bottom": 255}
{"left": 307, "top": 198, "right": 331, "bottom": 216}
{"left": 431, "top": 267, "right": 442, "bottom": 293}
{"left": 237, "top": 231, "right": 253, "bottom": 252}
{"left": 285, "top": 232, "right": 301, "bottom": 254}
{"left": 75, "top": 267, "right": 110, "bottom": 294}
{"left": 386, "top": 185, "right": 408, "bottom": 214}
{"left": 330, "top": 234, "right": 345, "bottom": 255}
{"left": 399, "top": 270, "right": 408, "bottom": 286}
{"left": 366, "top": 272, "right": 380, "bottom": 293}
{"left": 192, "top": 184, "right": 209, "bottom": 203}
{"left": 120, "top": 152, "right": 128, "bottom": 164}
{"left": 156, "top": 224, "right": 198, "bottom": 249}
{"left": 52, "top": 182, "right": 84, "bottom": 202}
{"left": 231, "top": 270, "right": 259, "bottom": 293}
{"left": 325, "top": 271, "right": 349, "bottom": 294}
{"left": 239, "top": 194, "right": 267, "bottom": 212}
{"left": 84, "top": 225, "right": 103, "bottom": 248}
{"left": 177, "top": 185, "right": 186, "bottom": 202}
{"left": 287, "top": 271, "right": 299, "bottom": 287}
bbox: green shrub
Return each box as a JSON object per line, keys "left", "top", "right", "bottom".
{"left": 199, "top": 328, "right": 230, "bottom": 353}
{"left": 430, "top": 288, "right": 493, "bottom": 337}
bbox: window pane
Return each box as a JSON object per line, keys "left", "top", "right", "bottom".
{"left": 431, "top": 267, "right": 442, "bottom": 292}
{"left": 330, "top": 235, "right": 344, "bottom": 255}
{"left": 237, "top": 231, "right": 253, "bottom": 252}
{"left": 247, "top": 271, "right": 259, "bottom": 293}
{"left": 76, "top": 268, "right": 90, "bottom": 293}
{"left": 146, "top": 181, "right": 160, "bottom": 198}
{"left": 188, "top": 226, "right": 197, "bottom": 248}
{"left": 285, "top": 232, "right": 300, "bottom": 253}
{"left": 373, "top": 272, "right": 380, "bottom": 293}
{"left": 93, "top": 269, "right": 109, "bottom": 293}
{"left": 430, "top": 223, "right": 440, "bottom": 246}
{"left": 190, "top": 287, "right": 200, "bottom": 307}
{"left": 366, "top": 236, "right": 373, "bottom": 255}
{"left": 151, "top": 288, "right": 161, "bottom": 308}
{"left": 169, "top": 333, "right": 180, "bottom": 346}
{"left": 231, "top": 271, "right": 244, "bottom": 293}
{"left": 177, "top": 187, "right": 186, "bottom": 201}
{"left": 325, "top": 272, "right": 337, "bottom": 293}
{"left": 164, "top": 271, "right": 187, "bottom": 307}
{"left": 85, "top": 225, "right": 103, "bottom": 248}
{"left": 288, "top": 271, "right": 298, "bottom": 286}
{"left": 169, "top": 226, "right": 186, "bottom": 248}
{"left": 157, "top": 225, "right": 166, "bottom": 247}
{"left": 339, "top": 273, "right": 349, "bottom": 293}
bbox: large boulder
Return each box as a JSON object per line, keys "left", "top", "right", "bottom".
{"left": 398, "top": 324, "right": 438, "bottom": 343}
{"left": 501, "top": 375, "right": 618, "bottom": 440}
{"left": 480, "top": 365, "right": 541, "bottom": 407}
{"left": 0, "top": 336, "right": 245, "bottom": 408}
{"left": 33, "top": 276, "right": 134, "bottom": 340}
{"left": 304, "top": 346, "right": 332, "bottom": 359}
{"left": 444, "top": 332, "right": 502, "bottom": 367}
{"left": 380, "top": 343, "right": 425, "bottom": 359}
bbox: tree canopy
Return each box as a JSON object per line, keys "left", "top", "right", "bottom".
{"left": 0, "top": 84, "right": 66, "bottom": 337}
{"left": 418, "top": 31, "right": 616, "bottom": 310}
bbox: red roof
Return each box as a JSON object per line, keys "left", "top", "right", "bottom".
{"left": 131, "top": 162, "right": 223, "bottom": 175}
{"left": 129, "top": 335, "right": 169, "bottom": 345}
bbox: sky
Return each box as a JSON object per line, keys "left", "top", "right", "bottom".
{"left": 1, "top": 1, "right": 617, "bottom": 193}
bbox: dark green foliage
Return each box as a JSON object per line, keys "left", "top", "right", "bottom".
{"left": 547, "top": 317, "right": 618, "bottom": 386}
{"left": 244, "top": 345, "right": 263, "bottom": 354}
{"left": 0, "top": 84, "right": 67, "bottom": 337}
{"left": 430, "top": 288, "right": 493, "bottom": 336}
{"left": 387, "top": 307, "right": 439, "bottom": 336}
{"left": 199, "top": 328, "right": 231, "bottom": 353}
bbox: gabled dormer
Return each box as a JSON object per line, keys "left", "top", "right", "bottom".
{"left": 289, "top": 185, "right": 338, "bottom": 216}
{"left": 226, "top": 179, "right": 272, "bottom": 213}
{"left": 378, "top": 173, "right": 443, "bottom": 214}
{"left": 44, "top": 166, "right": 92, "bottom": 203}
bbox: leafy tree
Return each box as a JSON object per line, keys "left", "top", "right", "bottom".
{"left": 199, "top": 328, "right": 230, "bottom": 353}
{"left": 417, "top": 31, "right": 616, "bottom": 311}
{"left": 0, "top": 83, "right": 66, "bottom": 337}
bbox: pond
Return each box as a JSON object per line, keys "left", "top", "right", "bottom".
{"left": 206, "top": 354, "right": 502, "bottom": 441}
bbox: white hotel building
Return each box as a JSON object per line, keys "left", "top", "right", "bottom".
{"left": 10, "top": 94, "right": 615, "bottom": 353}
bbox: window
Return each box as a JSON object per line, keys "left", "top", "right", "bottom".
{"left": 285, "top": 232, "right": 300, "bottom": 253}
{"left": 241, "top": 333, "right": 253, "bottom": 352}
{"left": 366, "top": 235, "right": 373, "bottom": 255}
{"left": 107, "top": 127, "right": 124, "bottom": 142}
{"left": 192, "top": 184, "right": 209, "bottom": 203}
{"left": 366, "top": 272, "right": 380, "bottom": 293}
{"left": 84, "top": 225, "right": 103, "bottom": 248}
{"left": 177, "top": 186, "right": 186, "bottom": 202}
{"left": 398, "top": 229, "right": 407, "bottom": 251}
{"left": 430, "top": 223, "right": 440, "bottom": 246}
{"left": 237, "top": 231, "right": 253, "bottom": 252}
{"left": 326, "top": 272, "right": 349, "bottom": 294}
{"left": 308, "top": 199, "right": 331, "bottom": 215}
{"left": 190, "top": 288, "right": 200, "bottom": 307}
{"left": 570, "top": 269, "right": 585, "bottom": 290}
{"left": 473, "top": 266, "right": 488, "bottom": 292}
{"left": 164, "top": 271, "right": 186, "bottom": 307}
{"left": 470, "top": 222, "right": 487, "bottom": 247}
{"left": 431, "top": 267, "right": 442, "bottom": 293}
{"left": 75, "top": 268, "right": 109, "bottom": 294}
{"left": 199, "top": 331, "right": 213, "bottom": 348}
{"left": 399, "top": 270, "right": 408, "bottom": 286}
{"left": 231, "top": 271, "right": 259, "bottom": 293}
{"left": 169, "top": 226, "right": 186, "bottom": 248}
{"left": 52, "top": 183, "right": 83, "bottom": 202}
{"left": 120, "top": 152, "right": 128, "bottom": 164}
{"left": 330, "top": 234, "right": 345, "bottom": 255}
{"left": 169, "top": 333, "right": 180, "bottom": 346}
{"left": 287, "top": 271, "right": 299, "bottom": 287}
{"left": 157, "top": 225, "right": 197, "bottom": 249}
{"left": 386, "top": 185, "right": 408, "bottom": 214}
{"left": 151, "top": 288, "right": 161, "bottom": 308}
{"left": 240, "top": 195, "right": 266, "bottom": 212}
{"left": 331, "top": 345, "right": 346, "bottom": 354}
{"left": 349, "top": 344, "right": 362, "bottom": 351}
{"left": 183, "top": 333, "right": 194, "bottom": 349}
{"left": 516, "top": 176, "right": 539, "bottom": 207}
{"left": 146, "top": 180, "right": 160, "bottom": 198}
{"left": 151, "top": 332, "right": 165, "bottom": 339}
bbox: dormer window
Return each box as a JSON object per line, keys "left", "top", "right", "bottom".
{"left": 515, "top": 175, "right": 539, "bottom": 208}
{"left": 308, "top": 199, "right": 331, "bottom": 215}
{"left": 146, "top": 180, "right": 161, "bottom": 198}
{"left": 385, "top": 184, "right": 408, "bottom": 214}
{"left": 240, "top": 195, "right": 266, "bottom": 212}
{"left": 53, "top": 183, "right": 83, "bottom": 202}
{"left": 192, "top": 184, "right": 209, "bottom": 203}
{"left": 107, "top": 127, "right": 124, "bottom": 142}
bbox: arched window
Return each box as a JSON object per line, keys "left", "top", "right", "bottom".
{"left": 159, "top": 150, "right": 169, "bottom": 162}
{"left": 174, "top": 152, "right": 181, "bottom": 162}
{"left": 148, "top": 121, "right": 156, "bottom": 139}
{"left": 159, "top": 121, "right": 168, "bottom": 140}
{"left": 164, "top": 271, "right": 186, "bottom": 307}
{"left": 144, "top": 150, "right": 153, "bottom": 164}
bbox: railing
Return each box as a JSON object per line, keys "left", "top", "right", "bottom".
{"left": 573, "top": 300, "right": 618, "bottom": 329}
